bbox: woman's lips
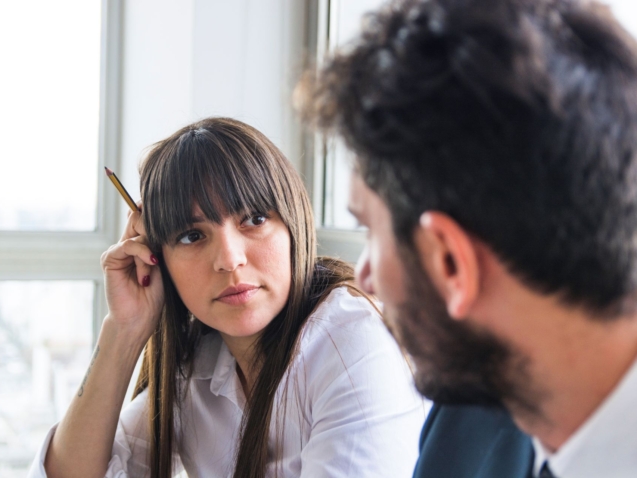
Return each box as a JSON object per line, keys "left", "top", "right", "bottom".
{"left": 216, "top": 286, "right": 260, "bottom": 305}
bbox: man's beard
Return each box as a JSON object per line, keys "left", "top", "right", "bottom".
{"left": 388, "top": 240, "right": 540, "bottom": 414}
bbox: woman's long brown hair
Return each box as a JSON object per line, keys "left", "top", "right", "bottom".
{"left": 132, "top": 117, "right": 359, "bottom": 478}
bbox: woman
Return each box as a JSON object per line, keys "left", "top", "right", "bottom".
{"left": 31, "top": 118, "right": 425, "bottom": 478}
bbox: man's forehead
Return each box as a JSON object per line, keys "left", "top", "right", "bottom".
{"left": 348, "top": 168, "right": 388, "bottom": 219}
{"left": 347, "top": 169, "right": 369, "bottom": 215}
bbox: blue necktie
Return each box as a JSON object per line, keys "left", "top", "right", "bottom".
{"left": 539, "top": 461, "right": 557, "bottom": 478}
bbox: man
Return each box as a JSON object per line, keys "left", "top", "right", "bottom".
{"left": 300, "top": 0, "right": 637, "bottom": 476}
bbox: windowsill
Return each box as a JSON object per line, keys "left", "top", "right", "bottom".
{"left": 316, "top": 227, "right": 365, "bottom": 264}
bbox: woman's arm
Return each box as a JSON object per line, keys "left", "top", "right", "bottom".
{"left": 43, "top": 210, "right": 164, "bottom": 478}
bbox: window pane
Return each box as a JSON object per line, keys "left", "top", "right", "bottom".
{"left": 0, "top": 1, "right": 101, "bottom": 231}
{"left": 324, "top": 0, "right": 385, "bottom": 229}
{"left": 324, "top": 139, "right": 358, "bottom": 229}
{"left": 0, "top": 281, "right": 94, "bottom": 476}
{"left": 606, "top": 1, "right": 637, "bottom": 38}
{"left": 331, "top": 0, "right": 386, "bottom": 47}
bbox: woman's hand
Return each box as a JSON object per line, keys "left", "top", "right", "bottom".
{"left": 101, "top": 207, "right": 164, "bottom": 342}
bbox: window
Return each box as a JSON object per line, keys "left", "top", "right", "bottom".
{"left": 606, "top": 0, "right": 637, "bottom": 37}
{"left": 311, "top": 0, "right": 389, "bottom": 262}
{"left": 0, "top": 1, "right": 122, "bottom": 474}
{"left": 0, "top": 2, "right": 100, "bottom": 232}
{"left": 0, "top": 282, "right": 94, "bottom": 475}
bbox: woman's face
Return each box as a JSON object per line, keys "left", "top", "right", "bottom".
{"left": 162, "top": 204, "right": 292, "bottom": 342}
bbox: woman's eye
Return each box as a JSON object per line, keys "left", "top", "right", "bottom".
{"left": 244, "top": 215, "right": 267, "bottom": 227}
{"left": 178, "top": 231, "right": 202, "bottom": 244}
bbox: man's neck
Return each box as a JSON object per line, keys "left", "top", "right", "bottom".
{"left": 473, "top": 246, "right": 637, "bottom": 452}
{"left": 507, "top": 311, "right": 637, "bottom": 452}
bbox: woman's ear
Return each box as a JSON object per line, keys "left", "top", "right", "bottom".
{"left": 413, "top": 212, "right": 480, "bottom": 319}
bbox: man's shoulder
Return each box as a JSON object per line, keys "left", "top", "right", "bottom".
{"left": 413, "top": 403, "right": 534, "bottom": 478}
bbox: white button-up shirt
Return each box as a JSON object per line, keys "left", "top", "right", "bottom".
{"left": 29, "top": 287, "right": 428, "bottom": 477}
{"left": 532, "top": 357, "right": 637, "bottom": 478}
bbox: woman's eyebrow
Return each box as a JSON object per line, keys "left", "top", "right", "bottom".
{"left": 190, "top": 215, "right": 206, "bottom": 224}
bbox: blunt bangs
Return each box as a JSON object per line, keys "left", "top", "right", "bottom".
{"left": 141, "top": 125, "right": 281, "bottom": 249}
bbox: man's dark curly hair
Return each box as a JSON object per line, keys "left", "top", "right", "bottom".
{"left": 301, "top": 0, "right": 637, "bottom": 317}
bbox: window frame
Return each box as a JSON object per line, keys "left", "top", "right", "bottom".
{"left": 304, "top": 0, "right": 367, "bottom": 264}
{"left": 0, "top": 0, "right": 123, "bottom": 341}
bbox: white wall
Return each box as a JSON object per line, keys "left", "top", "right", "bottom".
{"left": 118, "top": 0, "right": 307, "bottom": 226}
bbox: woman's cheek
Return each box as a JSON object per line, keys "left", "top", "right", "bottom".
{"left": 260, "top": 234, "right": 292, "bottom": 292}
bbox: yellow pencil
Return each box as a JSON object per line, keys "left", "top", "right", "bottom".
{"left": 104, "top": 167, "right": 140, "bottom": 212}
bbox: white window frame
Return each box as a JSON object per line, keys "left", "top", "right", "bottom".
{"left": 304, "top": 0, "right": 367, "bottom": 264}
{"left": 0, "top": 0, "right": 123, "bottom": 343}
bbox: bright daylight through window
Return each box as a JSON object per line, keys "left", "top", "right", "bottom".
{"left": 0, "top": 1, "right": 100, "bottom": 231}
{"left": 322, "top": 0, "right": 386, "bottom": 230}
{"left": 0, "top": 282, "right": 94, "bottom": 476}
{"left": 0, "top": 1, "right": 102, "bottom": 476}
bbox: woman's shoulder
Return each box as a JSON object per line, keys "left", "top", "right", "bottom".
{"left": 309, "top": 285, "right": 379, "bottom": 324}
{"left": 305, "top": 285, "right": 379, "bottom": 330}
{"left": 298, "top": 286, "right": 399, "bottom": 369}
{"left": 288, "top": 286, "right": 419, "bottom": 418}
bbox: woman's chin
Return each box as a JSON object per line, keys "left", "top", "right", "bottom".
{"left": 198, "top": 300, "right": 285, "bottom": 340}
{"left": 201, "top": 313, "right": 272, "bottom": 340}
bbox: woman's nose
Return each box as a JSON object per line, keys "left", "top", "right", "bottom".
{"left": 213, "top": 227, "right": 247, "bottom": 272}
{"left": 355, "top": 245, "right": 374, "bottom": 294}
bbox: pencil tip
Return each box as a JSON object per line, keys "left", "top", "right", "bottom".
{"left": 104, "top": 166, "right": 114, "bottom": 176}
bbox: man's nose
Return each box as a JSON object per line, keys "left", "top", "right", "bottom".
{"left": 213, "top": 228, "right": 247, "bottom": 272}
{"left": 355, "top": 245, "right": 374, "bottom": 294}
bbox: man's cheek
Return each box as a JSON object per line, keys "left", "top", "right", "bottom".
{"left": 378, "top": 254, "right": 407, "bottom": 304}
{"left": 380, "top": 304, "right": 403, "bottom": 343}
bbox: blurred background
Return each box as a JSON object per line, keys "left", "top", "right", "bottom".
{"left": 1, "top": 0, "right": 636, "bottom": 475}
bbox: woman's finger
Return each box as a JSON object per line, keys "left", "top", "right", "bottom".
{"left": 102, "top": 237, "right": 158, "bottom": 269}
{"left": 120, "top": 210, "right": 141, "bottom": 242}
{"left": 132, "top": 214, "right": 147, "bottom": 239}
{"left": 134, "top": 255, "right": 152, "bottom": 287}
{"left": 125, "top": 201, "right": 142, "bottom": 218}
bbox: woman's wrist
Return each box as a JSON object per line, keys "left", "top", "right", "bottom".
{"left": 99, "top": 315, "right": 151, "bottom": 359}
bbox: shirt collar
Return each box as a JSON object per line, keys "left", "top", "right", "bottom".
{"left": 191, "top": 331, "right": 223, "bottom": 380}
{"left": 191, "top": 331, "right": 246, "bottom": 410}
{"left": 531, "top": 357, "right": 637, "bottom": 477}
{"left": 532, "top": 438, "right": 550, "bottom": 477}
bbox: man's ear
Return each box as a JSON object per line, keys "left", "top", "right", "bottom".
{"left": 413, "top": 212, "right": 480, "bottom": 319}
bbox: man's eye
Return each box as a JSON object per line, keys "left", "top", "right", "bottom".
{"left": 244, "top": 215, "right": 267, "bottom": 227}
{"left": 178, "top": 230, "right": 202, "bottom": 244}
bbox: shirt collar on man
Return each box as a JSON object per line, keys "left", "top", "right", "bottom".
{"left": 531, "top": 357, "right": 637, "bottom": 477}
